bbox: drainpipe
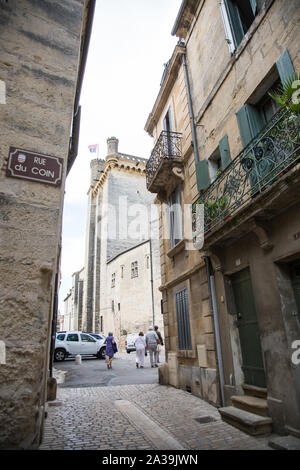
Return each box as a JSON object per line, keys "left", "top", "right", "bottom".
{"left": 182, "top": 53, "right": 199, "bottom": 164}
{"left": 204, "top": 256, "right": 225, "bottom": 407}
{"left": 149, "top": 237, "right": 155, "bottom": 327}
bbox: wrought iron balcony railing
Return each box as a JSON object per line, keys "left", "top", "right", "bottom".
{"left": 192, "top": 107, "right": 300, "bottom": 236}
{"left": 146, "top": 131, "right": 183, "bottom": 189}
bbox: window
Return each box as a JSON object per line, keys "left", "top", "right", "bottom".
{"left": 175, "top": 288, "right": 192, "bottom": 350}
{"left": 258, "top": 87, "right": 280, "bottom": 125}
{"left": 208, "top": 148, "right": 222, "bottom": 182}
{"left": 121, "top": 265, "right": 124, "bottom": 278}
{"left": 131, "top": 261, "right": 138, "bottom": 278}
{"left": 168, "top": 187, "right": 183, "bottom": 248}
{"left": 118, "top": 303, "right": 120, "bottom": 311}
{"left": 111, "top": 272, "right": 116, "bottom": 288}
{"left": 220, "top": 0, "right": 257, "bottom": 53}
{"left": 57, "top": 334, "right": 65, "bottom": 341}
{"left": 208, "top": 135, "right": 232, "bottom": 182}
{"left": 112, "top": 300, "right": 114, "bottom": 311}
{"left": 81, "top": 334, "right": 96, "bottom": 343}
{"left": 146, "top": 255, "right": 150, "bottom": 269}
{"left": 66, "top": 334, "right": 79, "bottom": 342}
{"left": 236, "top": 50, "right": 295, "bottom": 148}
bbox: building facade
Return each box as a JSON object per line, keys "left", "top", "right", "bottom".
{"left": 76, "top": 137, "right": 163, "bottom": 347}
{"left": 0, "top": 0, "right": 95, "bottom": 448}
{"left": 145, "top": 0, "right": 300, "bottom": 436}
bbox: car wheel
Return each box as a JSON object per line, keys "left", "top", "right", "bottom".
{"left": 127, "top": 350, "right": 131, "bottom": 354}
{"left": 97, "top": 347, "right": 106, "bottom": 359}
{"left": 54, "top": 348, "right": 66, "bottom": 362}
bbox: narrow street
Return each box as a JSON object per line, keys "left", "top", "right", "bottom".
{"left": 39, "top": 352, "right": 275, "bottom": 451}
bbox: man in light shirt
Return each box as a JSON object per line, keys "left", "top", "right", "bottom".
{"left": 145, "top": 326, "right": 159, "bottom": 368}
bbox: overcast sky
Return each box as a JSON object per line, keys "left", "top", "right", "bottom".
{"left": 59, "top": 0, "right": 182, "bottom": 312}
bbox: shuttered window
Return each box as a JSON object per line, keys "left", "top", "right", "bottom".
{"left": 220, "top": 0, "right": 256, "bottom": 53}
{"left": 175, "top": 288, "right": 192, "bottom": 350}
{"left": 236, "top": 48, "right": 295, "bottom": 149}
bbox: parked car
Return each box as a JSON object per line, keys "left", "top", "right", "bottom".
{"left": 54, "top": 331, "right": 106, "bottom": 361}
{"left": 87, "top": 333, "right": 106, "bottom": 341}
{"left": 125, "top": 333, "right": 139, "bottom": 353}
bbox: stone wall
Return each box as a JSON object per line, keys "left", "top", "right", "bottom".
{"left": 0, "top": 0, "right": 88, "bottom": 448}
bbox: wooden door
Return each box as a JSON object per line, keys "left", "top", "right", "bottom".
{"left": 231, "top": 267, "right": 266, "bottom": 387}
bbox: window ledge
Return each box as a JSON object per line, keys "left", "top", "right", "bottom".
{"left": 167, "top": 239, "right": 186, "bottom": 258}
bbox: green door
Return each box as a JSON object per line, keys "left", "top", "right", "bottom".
{"left": 291, "top": 261, "right": 300, "bottom": 321}
{"left": 231, "top": 268, "right": 266, "bottom": 387}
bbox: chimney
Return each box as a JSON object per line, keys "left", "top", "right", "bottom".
{"left": 107, "top": 136, "right": 119, "bottom": 156}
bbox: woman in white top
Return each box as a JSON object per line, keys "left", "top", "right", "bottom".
{"left": 135, "top": 332, "right": 146, "bottom": 368}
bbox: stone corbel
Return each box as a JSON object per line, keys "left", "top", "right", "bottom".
{"left": 203, "top": 249, "right": 223, "bottom": 273}
{"left": 172, "top": 165, "right": 184, "bottom": 181}
{"left": 248, "top": 218, "right": 273, "bottom": 251}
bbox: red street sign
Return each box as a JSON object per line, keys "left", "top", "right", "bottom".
{"left": 6, "top": 147, "right": 64, "bottom": 186}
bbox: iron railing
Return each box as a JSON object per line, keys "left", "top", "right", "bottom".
{"left": 192, "top": 107, "right": 300, "bottom": 235}
{"left": 146, "top": 131, "right": 183, "bottom": 188}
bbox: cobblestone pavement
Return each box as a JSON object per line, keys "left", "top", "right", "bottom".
{"left": 40, "top": 383, "right": 274, "bottom": 450}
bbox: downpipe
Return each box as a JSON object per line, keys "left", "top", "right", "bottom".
{"left": 204, "top": 256, "right": 225, "bottom": 407}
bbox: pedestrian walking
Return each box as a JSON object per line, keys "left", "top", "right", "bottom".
{"left": 145, "top": 326, "right": 159, "bottom": 368}
{"left": 104, "top": 332, "right": 116, "bottom": 369}
{"left": 154, "top": 325, "right": 164, "bottom": 363}
{"left": 135, "top": 332, "right": 146, "bottom": 368}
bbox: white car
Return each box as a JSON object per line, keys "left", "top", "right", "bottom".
{"left": 125, "top": 333, "right": 139, "bottom": 353}
{"left": 54, "top": 331, "right": 106, "bottom": 361}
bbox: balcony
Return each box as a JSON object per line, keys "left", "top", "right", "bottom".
{"left": 146, "top": 131, "right": 183, "bottom": 200}
{"left": 192, "top": 107, "right": 300, "bottom": 237}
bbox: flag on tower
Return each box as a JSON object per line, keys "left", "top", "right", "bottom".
{"left": 88, "top": 144, "right": 98, "bottom": 153}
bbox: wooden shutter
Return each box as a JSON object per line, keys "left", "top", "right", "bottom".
{"left": 196, "top": 160, "right": 210, "bottom": 191}
{"left": 176, "top": 288, "right": 192, "bottom": 350}
{"left": 224, "top": 0, "right": 244, "bottom": 48}
{"left": 276, "top": 48, "right": 295, "bottom": 85}
{"left": 219, "top": 134, "right": 231, "bottom": 170}
{"left": 236, "top": 104, "right": 264, "bottom": 148}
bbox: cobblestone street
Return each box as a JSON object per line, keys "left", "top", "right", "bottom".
{"left": 40, "top": 382, "right": 274, "bottom": 451}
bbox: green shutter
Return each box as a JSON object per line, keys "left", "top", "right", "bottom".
{"left": 219, "top": 134, "right": 231, "bottom": 170}
{"left": 236, "top": 104, "right": 264, "bottom": 148}
{"left": 249, "top": 0, "right": 257, "bottom": 16}
{"left": 196, "top": 160, "right": 210, "bottom": 191}
{"left": 276, "top": 49, "right": 295, "bottom": 85}
{"left": 224, "top": 0, "right": 244, "bottom": 48}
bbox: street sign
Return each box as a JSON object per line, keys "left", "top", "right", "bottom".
{"left": 6, "top": 146, "right": 64, "bottom": 186}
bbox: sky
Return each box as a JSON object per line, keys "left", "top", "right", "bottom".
{"left": 59, "top": 0, "right": 182, "bottom": 312}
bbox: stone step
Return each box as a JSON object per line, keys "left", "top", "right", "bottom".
{"left": 231, "top": 395, "right": 269, "bottom": 417}
{"left": 219, "top": 406, "right": 272, "bottom": 436}
{"left": 242, "top": 384, "right": 267, "bottom": 399}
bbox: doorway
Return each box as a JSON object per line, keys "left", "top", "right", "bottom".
{"left": 290, "top": 260, "right": 300, "bottom": 321}
{"left": 231, "top": 267, "right": 266, "bottom": 388}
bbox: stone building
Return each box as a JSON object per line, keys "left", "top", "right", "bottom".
{"left": 0, "top": 0, "right": 95, "bottom": 448}
{"left": 62, "top": 268, "right": 84, "bottom": 331}
{"left": 145, "top": 0, "right": 300, "bottom": 436}
{"left": 77, "top": 137, "right": 163, "bottom": 347}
